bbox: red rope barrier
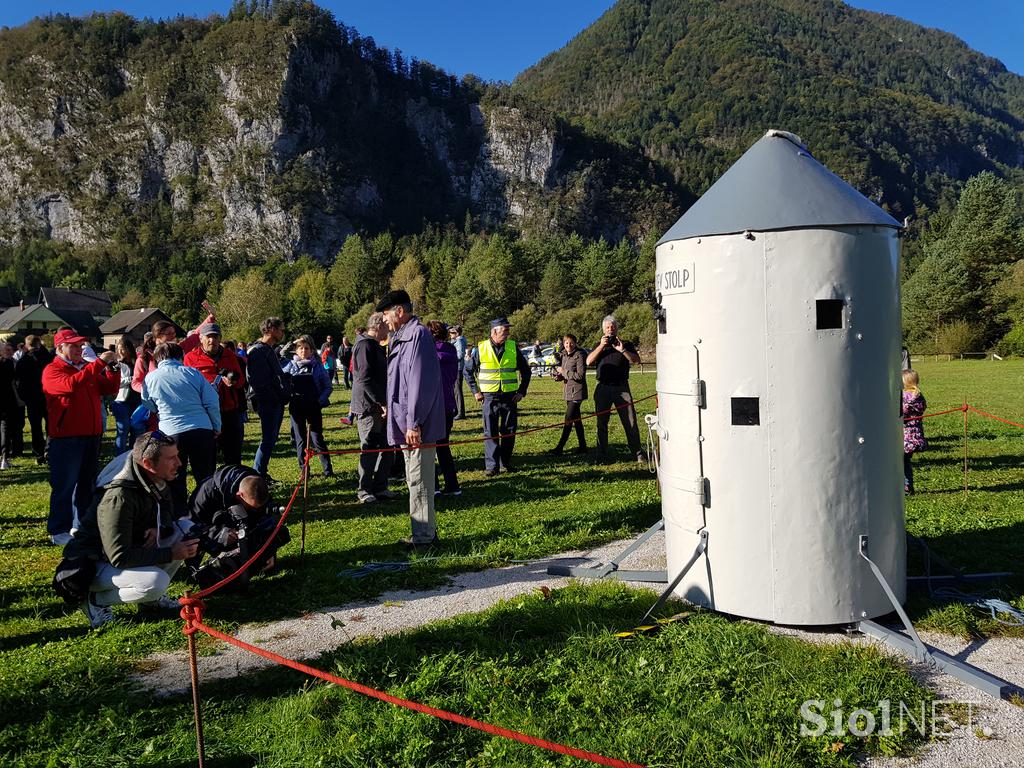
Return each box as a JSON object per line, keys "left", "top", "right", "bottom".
{"left": 902, "top": 404, "right": 968, "bottom": 422}
{"left": 319, "top": 393, "right": 659, "bottom": 454}
{"left": 966, "top": 405, "right": 1024, "bottom": 430}
{"left": 179, "top": 612, "right": 644, "bottom": 768}
{"left": 318, "top": 392, "right": 659, "bottom": 457}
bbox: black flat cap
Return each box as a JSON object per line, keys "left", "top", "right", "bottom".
{"left": 375, "top": 289, "right": 412, "bottom": 312}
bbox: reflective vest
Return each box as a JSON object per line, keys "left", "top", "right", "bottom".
{"left": 477, "top": 339, "right": 519, "bottom": 394}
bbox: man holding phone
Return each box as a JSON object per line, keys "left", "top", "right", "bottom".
{"left": 586, "top": 315, "right": 645, "bottom": 463}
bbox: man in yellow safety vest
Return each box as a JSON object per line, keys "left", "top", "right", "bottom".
{"left": 465, "top": 317, "right": 531, "bottom": 476}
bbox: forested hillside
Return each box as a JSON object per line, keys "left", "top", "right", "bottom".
{"left": 0, "top": 1, "right": 679, "bottom": 325}
{"left": 514, "top": 0, "right": 1024, "bottom": 217}
{"left": 1, "top": 0, "right": 1023, "bottom": 351}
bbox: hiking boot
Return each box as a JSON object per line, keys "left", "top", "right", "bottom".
{"left": 138, "top": 595, "right": 182, "bottom": 620}
{"left": 82, "top": 595, "right": 114, "bottom": 629}
{"left": 484, "top": 468, "right": 498, "bottom": 477}
{"left": 637, "top": 451, "right": 647, "bottom": 465}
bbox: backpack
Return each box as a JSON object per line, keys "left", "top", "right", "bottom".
{"left": 51, "top": 453, "right": 132, "bottom": 605}
{"left": 52, "top": 556, "right": 96, "bottom": 605}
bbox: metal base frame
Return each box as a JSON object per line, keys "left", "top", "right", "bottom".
{"left": 548, "top": 525, "right": 1018, "bottom": 698}
{"left": 857, "top": 620, "right": 1014, "bottom": 698}
{"left": 640, "top": 530, "right": 709, "bottom": 624}
{"left": 546, "top": 519, "right": 668, "bottom": 584}
{"left": 859, "top": 534, "right": 1018, "bottom": 699}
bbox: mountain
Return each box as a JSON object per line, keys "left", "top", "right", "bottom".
{"left": 2, "top": 0, "right": 1022, "bottom": 272}
{"left": 513, "top": 0, "right": 1024, "bottom": 218}
{"left": 0, "top": 4, "right": 679, "bottom": 263}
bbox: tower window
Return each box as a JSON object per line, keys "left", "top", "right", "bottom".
{"left": 731, "top": 397, "right": 760, "bottom": 426}
{"left": 816, "top": 299, "right": 844, "bottom": 329}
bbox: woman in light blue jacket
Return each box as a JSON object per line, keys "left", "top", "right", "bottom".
{"left": 140, "top": 341, "right": 221, "bottom": 514}
{"left": 282, "top": 335, "right": 334, "bottom": 477}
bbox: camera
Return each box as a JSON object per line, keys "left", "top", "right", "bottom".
{"left": 606, "top": 335, "right": 619, "bottom": 347}
{"left": 218, "top": 369, "right": 239, "bottom": 384}
{"left": 179, "top": 521, "right": 229, "bottom": 556}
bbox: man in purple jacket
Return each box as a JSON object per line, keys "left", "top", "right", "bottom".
{"left": 375, "top": 289, "right": 446, "bottom": 548}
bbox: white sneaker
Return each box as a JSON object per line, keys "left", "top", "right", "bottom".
{"left": 0, "top": 458, "right": 9, "bottom": 470}
{"left": 357, "top": 493, "right": 377, "bottom": 504}
{"left": 50, "top": 532, "right": 73, "bottom": 546}
{"left": 82, "top": 595, "right": 114, "bottom": 629}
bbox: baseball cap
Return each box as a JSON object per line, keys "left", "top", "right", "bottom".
{"left": 54, "top": 329, "right": 89, "bottom": 346}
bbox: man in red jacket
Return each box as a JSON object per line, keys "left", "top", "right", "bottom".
{"left": 42, "top": 328, "right": 120, "bottom": 545}
{"left": 183, "top": 322, "right": 247, "bottom": 465}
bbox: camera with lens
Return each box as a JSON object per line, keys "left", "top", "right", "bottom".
{"left": 179, "top": 521, "right": 229, "bottom": 556}
{"left": 218, "top": 368, "right": 239, "bottom": 384}
{"left": 606, "top": 335, "right": 619, "bottom": 347}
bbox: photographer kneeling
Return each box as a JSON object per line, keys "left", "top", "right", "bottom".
{"left": 186, "top": 465, "right": 289, "bottom": 591}
{"left": 64, "top": 431, "right": 199, "bottom": 629}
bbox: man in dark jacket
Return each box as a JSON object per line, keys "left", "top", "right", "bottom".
{"left": 0, "top": 341, "right": 17, "bottom": 470}
{"left": 586, "top": 315, "right": 644, "bottom": 463}
{"left": 65, "top": 431, "right": 200, "bottom": 628}
{"left": 339, "top": 337, "right": 353, "bottom": 389}
{"left": 187, "top": 464, "right": 287, "bottom": 588}
{"left": 189, "top": 464, "right": 269, "bottom": 534}
{"left": 350, "top": 312, "right": 394, "bottom": 503}
{"left": 246, "top": 317, "right": 287, "bottom": 479}
{"left": 14, "top": 335, "right": 51, "bottom": 464}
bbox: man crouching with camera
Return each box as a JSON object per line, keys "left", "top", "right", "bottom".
{"left": 65, "top": 431, "right": 199, "bottom": 629}
{"left": 186, "top": 464, "right": 289, "bottom": 591}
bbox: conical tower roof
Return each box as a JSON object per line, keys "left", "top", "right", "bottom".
{"left": 658, "top": 130, "right": 901, "bottom": 244}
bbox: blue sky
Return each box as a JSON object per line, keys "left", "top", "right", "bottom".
{"left": 0, "top": 1, "right": 1020, "bottom": 81}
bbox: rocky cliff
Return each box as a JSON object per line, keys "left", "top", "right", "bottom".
{"left": 0, "top": 9, "right": 677, "bottom": 262}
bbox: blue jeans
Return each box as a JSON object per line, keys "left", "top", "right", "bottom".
{"left": 47, "top": 435, "right": 100, "bottom": 535}
{"left": 254, "top": 398, "right": 285, "bottom": 477}
{"left": 111, "top": 400, "right": 140, "bottom": 455}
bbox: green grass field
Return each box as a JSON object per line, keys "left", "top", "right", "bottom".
{"left": 1, "top": 361, "right": 1021, "bottom": 766}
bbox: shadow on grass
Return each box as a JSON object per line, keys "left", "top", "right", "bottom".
{"left": 907, "top": 521, "right": 1024, "bottom": 576}
{"left": 0, "top": 621, "right": 91, "bottom": 651}
{"left": 905, "top": 523, "right": 1024, "bottom": 633}
{"left": 0, "top": 466, "right": 50, "bottom": 486}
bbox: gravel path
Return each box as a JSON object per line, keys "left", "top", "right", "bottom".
{"left": 134, "top": 531, "right": 1024, "bottom": 766}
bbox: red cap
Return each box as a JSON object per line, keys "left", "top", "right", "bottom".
{"left": 53, "top": 329, "right": 89, "bottom": 346}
